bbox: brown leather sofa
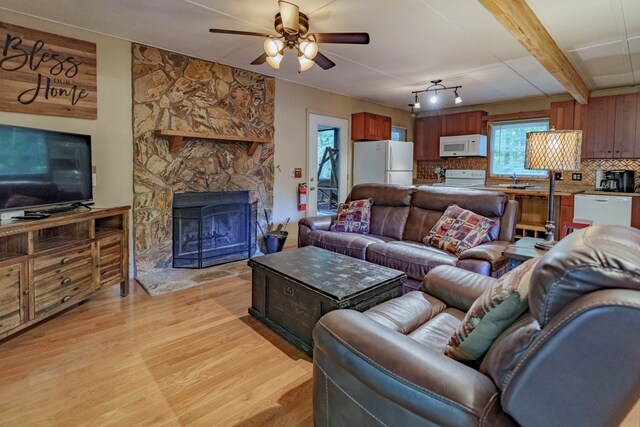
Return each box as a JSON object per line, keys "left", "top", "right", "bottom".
{"left": 299, "top": 184, "right": 518, "bottom": 290}
{"left": 312, "top": 225, "right": 640, "bottom": 426}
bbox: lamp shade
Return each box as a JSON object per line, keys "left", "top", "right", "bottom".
{"left": 525, "top": 129, "right": 582, "bottom": 171}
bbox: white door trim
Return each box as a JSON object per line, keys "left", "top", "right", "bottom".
{"left": 307, "top": 113, "right": 349, "bottom": 216}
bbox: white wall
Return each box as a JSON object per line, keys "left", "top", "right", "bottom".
{"left": 273, "top": 79, "right": 411, "bottom": 243}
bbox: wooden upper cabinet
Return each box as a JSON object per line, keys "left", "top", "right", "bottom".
{"left": 614, "top": 93, "right": 638, "bottom": 158}
{"left": 440, "top": 111, "right": 486, "bottom": 136}
{"left": 414, "top": 116, "right": 441, "bottom": 161}
{"left": 584, "top": 96, "right": 616, "bottom": 159}
{"left": 550, "top": 100, "right": 576, "bottom": 130}
{"left": 351, "top": 112, "right": 392, "bottom": 141}
{"left": 580, "top": 94, "right": 639, "bottom": 159}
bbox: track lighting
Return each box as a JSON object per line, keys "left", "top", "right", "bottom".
{"left": 410, "top": 79, "right": 463, "bottom": 109}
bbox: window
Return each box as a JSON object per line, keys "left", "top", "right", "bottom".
{"left": 391, "top": 126, "right": 407, "bottom": 141}
{"left": 490, "top": 119, "right": 549, "bottom": 177}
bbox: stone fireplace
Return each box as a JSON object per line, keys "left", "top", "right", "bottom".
{"left": 131, "top": 44, "right": 274, "bottom": 276}
{"left": 172, "top": 191, "right": 257, "bottom": 268}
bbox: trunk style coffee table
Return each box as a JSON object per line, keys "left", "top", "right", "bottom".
{"left": 248, "top": 246, "right": 406, "bottom": 355}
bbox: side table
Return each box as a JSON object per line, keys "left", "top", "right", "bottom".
{"left": 502, "top": 237, "right": 546, "bottom": 270}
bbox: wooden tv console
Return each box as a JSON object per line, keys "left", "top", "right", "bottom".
{"left": 0, "top": 206, "right": 130, "bottom": 340}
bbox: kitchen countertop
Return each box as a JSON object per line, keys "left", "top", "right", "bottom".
{"left": 578, "top": 190, "right": 640, "bottom": 197}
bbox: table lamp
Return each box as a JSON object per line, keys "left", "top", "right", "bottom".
{"left": 525, "top": 128, "right": 582, "bottom": 250}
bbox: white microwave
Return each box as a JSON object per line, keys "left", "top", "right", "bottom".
{"left": 439, "top": 134, "right": 487, "bottom": 157}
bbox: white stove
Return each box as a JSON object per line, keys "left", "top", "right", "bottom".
{"left": 432, "top": 169, "right": 486, "bottom": 187}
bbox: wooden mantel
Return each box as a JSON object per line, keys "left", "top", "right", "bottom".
{"left": 154, "top": 130, "right": 271, "bottom": 156}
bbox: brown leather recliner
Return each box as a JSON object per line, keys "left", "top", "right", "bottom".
{"left": 312, "top": 225, "right": 640, "bottom": 426}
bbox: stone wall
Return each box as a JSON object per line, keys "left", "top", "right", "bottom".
{"left": 132, "top": 44, "right": 274, "bottom": 274}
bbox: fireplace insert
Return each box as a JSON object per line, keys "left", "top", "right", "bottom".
{"left": 173, "top": 191, "right": 257, "bottom": 268}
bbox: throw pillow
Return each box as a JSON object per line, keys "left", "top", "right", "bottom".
{"left": 445, "top": 258, "right": 538, "bottom": 362}
{"left": 423, "top": 205, "right": 497, "bottom": 256}
{"left": 330, "top": 198, "right": 373, "bottom": 234}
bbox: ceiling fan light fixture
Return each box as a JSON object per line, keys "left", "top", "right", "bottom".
{"left": 299, "top": 40, "right": 319, "bottom": 59}
{"left": 266, "top": 53, "right": 284, "bottom": 69}
{"left": 413, "top": 93, "right": 421, "bottom": 109}
{"left": 298, "top": 54, "right": 315, "bottom": 72}
{"left": 264, "top": 37, "right": 284, "bottom": 57}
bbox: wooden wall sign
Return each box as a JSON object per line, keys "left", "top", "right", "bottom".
{"left": 0, "top": 22, "right": 97, "bottom": 119}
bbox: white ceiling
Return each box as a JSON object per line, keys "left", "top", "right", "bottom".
{"left": 1, "top": 0, "right": 638, "bottom": 111}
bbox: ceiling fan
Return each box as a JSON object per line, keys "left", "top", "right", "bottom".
{"left": 209, "top": 0, "right": 370, "bottom": 72}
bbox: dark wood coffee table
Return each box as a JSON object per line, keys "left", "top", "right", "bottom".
{"left": 248, "top": 246, "right": 406, "bottom": 355}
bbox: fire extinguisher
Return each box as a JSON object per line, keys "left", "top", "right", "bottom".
{"left": 297, "top": 183, "right": 307, "bottom": 211}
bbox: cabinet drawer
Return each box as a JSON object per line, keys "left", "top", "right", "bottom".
{"left": 33, "top": 244, "right": 92, "bottom": 276}
{"left": 34, "top": 263, "right": 93, "bottom": 296}
{"left": 34, "top": 268, "right": 91, "bottom": 318}
{"left": 0, "top": 264, "right": 21, "bottom": 334}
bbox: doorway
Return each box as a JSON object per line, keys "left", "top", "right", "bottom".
{"left": 307, "top": 114, "right": 349, "bottom": 216}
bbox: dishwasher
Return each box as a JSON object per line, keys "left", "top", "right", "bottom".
{"left": 573, "top": 194, "right": 633, "bottom": 226}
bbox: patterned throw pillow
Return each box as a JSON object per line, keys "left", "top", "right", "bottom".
{"left": 423, "top": 205, "right": 497, "bottom": 256}
{"left": 445, "top": 258, "right": 538, "bottom": 362}
{"left": 330, "top": 198, "right": 372, "bottom": 234}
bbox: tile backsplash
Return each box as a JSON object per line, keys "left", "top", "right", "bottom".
{"left": 416, "top": 158, "right": 640, "bottom": 191}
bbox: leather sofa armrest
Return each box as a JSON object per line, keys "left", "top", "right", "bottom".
{"left": 298, "top": 215, "right": 334, "bottom": 232}
{"left": 421, "top": 265, "right": 497, "bottom": 312}
{"left": 458, "top": 241, "right": 510, "bottom": 267}
{"left": 313, "top": 310, "right": 504, "bottom": 426}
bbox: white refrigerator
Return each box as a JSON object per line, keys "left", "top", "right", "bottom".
{"left": 353, "top": 140, "right": 414, "bottom": 186}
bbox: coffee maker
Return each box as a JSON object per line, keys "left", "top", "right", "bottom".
{"left": 599, "top": 170, "right": 635, "bottom": 192}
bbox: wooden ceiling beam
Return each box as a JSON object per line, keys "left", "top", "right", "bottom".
{"left": 477, "top": 0, "right": 590, "bottom": 104}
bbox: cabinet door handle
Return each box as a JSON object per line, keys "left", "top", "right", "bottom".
{"left": 61, "top": 295, "right": 71, "bottom": 303}
{"left": 61, "top": 277, "right": 71, "bottom": 285}
{"left": 284, "top": 286, "right": 294, "bottom": 296}
{"left": 61, "top": 257, "right": 71, "bottom": 264}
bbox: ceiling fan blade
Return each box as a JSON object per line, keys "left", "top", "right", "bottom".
{"left": 312, "top": 32, "right": 370, "bottom": 44}
{"left": 278, "top": 0, "right": 300, "bottom": 34}
{"left": 209, "top": 28, "right": 271, "bottom": 38}
{"left": 314, "top": 52, "right": 336, "bottom": 70}
{"left": 250, "top": 53, "right": 268, "bottom": 65}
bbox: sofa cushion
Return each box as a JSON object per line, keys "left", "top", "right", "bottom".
{"left": 304, "top": 230, "right": 395, "bottom": 260}
{"left": 349, "top": 183, "right": 413, "bottom": 206}
{"left": 530, "top": 225, "right": 640, "bottom": 327}
{"left": 370, "top": 205, "right": 410, "bottom": 240}
{"left": 330, "top": 198, "right": 372, "bottom": 234}
{"left": 413, "top": 186, "right": 506, "bottom": 217}
{"left": 402, "top": 206, "right": 444, "bottom": 242}
{"left": 424, "top": 205, "right": 498, "bottom": 256}
{"left": 445, "top": 258, "right": 537, "bottom": 362}
{"left": 408, "top": 308, "right": 465, "bottom": 351}
{"left": 366, "top": 241, "right": 457, "bottom": 282}
{"left": 365, "top": 291, "right": 446, "bottom": 334}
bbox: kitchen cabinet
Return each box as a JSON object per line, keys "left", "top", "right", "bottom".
{"left": 413, "top": 116, "right": 441, "bottom": 160}
{"left": 559, "top": 195, "right": 574, "bottom": 229}
{"left": 578, "top": 94, "right": 640, "bottom": 159}
{"left": 549, "top": 100, "right": 576, "bottom": 130}
{"left": 614, "top": 94, "right": 638, "bottom": 158}
{"left": 440, "top": 111, "right": 486, "bottom": 136}
{"left": 351, "top": 112, "right": 392, "bottom": 141}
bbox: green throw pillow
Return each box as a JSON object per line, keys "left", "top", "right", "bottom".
{"left": 445, "top": 258, "right": 538, "bottom": 362}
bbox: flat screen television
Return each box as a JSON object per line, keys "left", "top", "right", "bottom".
{"left": 0, "top": 124, "right": 93, "bottom": 212}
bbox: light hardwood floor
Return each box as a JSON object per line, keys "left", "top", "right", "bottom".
{"left": 0, "top": 273, "right": 637, "bottom": 426}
